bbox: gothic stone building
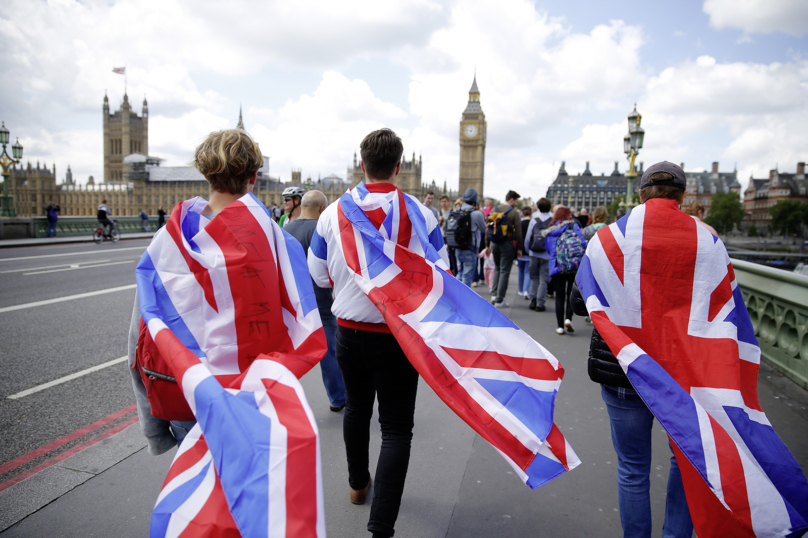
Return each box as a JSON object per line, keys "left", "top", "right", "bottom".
{"left": 743, "top": 163, "right": 808, "bottom": 230}
{"left": 459, "top": 75, "right": 486, "bottom": 197}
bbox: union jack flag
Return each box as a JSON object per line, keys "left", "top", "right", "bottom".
{"left": 136, "top": 193, "right": 328, "bottom": 537}
{"left": 112, "top": 67, "right": 126, "bottom": 75}
{"left": 309, "top": 182, "right": 580, "bottom": 488}
{"left": 576, "top": 198, "right": 808, "bottom": 537}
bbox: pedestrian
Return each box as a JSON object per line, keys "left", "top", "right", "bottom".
{"left": 129, "top": 128, "right": 326, "bottom": 453}
{"left": 45, "top": 201, "right": 59, "bottom": 237}
{"left": 517, "top": 206, "right": 532, "bottom": 299}
{"left": 307, "top": 128, "right": 448, "bottom": 538}
{"left": 446, "top": 188, "right": 486, "bottom": 287}
{"left": 524, "top": 197, "right": 553, "bottom": 312}
{"left": 439, "top": 195, "right": 457, "bottom": 275}
{"left": 279, "top": 186, "right": 304, "bottom": 227}
{"left": 582, "top": 206, "right": 608, "bottom": 241}
{"left": 485, "top": 190, "right": 523, "bottom": 308}
{"left": 477, "top": 246, "right": 496, "bottom": 292}
{"left": 482, "top": 197, "right": 494, "bottom": 217}
{"left": 285, "top": 190, "right": 347, "bottom": 413}
{"left": 683, "top": 202, "right": 718, "bottom": 236}
{"left": 543, "top": 205, "right": 586, "bottom": 334}
{"left": 157, "top": 208, "right": 166, "bottom": 228}
{"left": 138, "top": 209, "right": 151, "bottom": 232}
{"left": 576, "top": 207, "right": 589, "bottom": 228}
{"left": 423, "top": 190, "right": 439, "bottom": 220}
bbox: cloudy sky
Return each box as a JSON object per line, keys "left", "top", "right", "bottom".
{"left": 2, "top": 0, "right": 807, "bottom": 200}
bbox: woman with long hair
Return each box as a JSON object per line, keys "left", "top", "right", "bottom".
{"left": 542, "top": 205, "right": 587, "bottom": 334}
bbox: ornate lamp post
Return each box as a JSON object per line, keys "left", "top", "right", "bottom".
{"left": 622, "top": 104, "right": 644, "bottom": 211}
{"left": 0, "top": 122, "right": 23, "bottom": 217}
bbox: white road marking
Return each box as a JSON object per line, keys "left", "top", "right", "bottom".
{"left": 7, "top": 356, "right": 128, "bottom": 399}
{"left": 0, "top": 260, "right": 111, "bottom": 273}
{"left": 0, "top": 284, "right": 137, "bottom": 313}
{"left": 24, "top": 260, "right": 134, "bottom": 275}
{"left": 0, "top": 246, "right": 145, "bottom": 263}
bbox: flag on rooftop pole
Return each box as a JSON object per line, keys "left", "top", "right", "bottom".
{"left": 309, "top": 182, "right": 580, "bottom": 489}
{"left": 136, "top": 193, "right": 328, "bottom": 537}
{"left": 112, "top": 67, "right": 125, "bottom": 74}
{"left": 576, "top": 199, "right": 808, "bottom": 538}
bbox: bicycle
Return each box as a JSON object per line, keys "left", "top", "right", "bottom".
{"left": 93, "top": 219, "right": 120, "bottom": 244}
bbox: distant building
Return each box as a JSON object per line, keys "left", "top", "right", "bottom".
{"left": 545, "top": 161, "right": 739, "bottom": 217}
{"left": 103, "top": 92, "right": 148, "bottom": 182}
{"left": 459, "top": 75, "right": 487, "bottom": 197}
{"left": 545, "top": 161, "right": 644, "bottom": 213}
{"left": 743, "top": 162, "right": 807, "bottom": 229}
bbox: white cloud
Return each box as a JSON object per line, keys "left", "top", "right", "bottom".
{"left": 703, "top": 0, "right": 808, "bottom": 37}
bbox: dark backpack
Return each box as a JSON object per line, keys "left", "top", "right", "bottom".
{"left": 47, "top": 207, "right": 58, "bottom": 223}
{"left": 555, "top": 223, "right": 586, "bottom": 273}
{"left": 486, "top": 207, "right": 513, "bottom": 245}
{"left": 446, "top": 208, "right": 473, "bottom": 249}
{"left": 529, "top": 217, "right": 550, "bottom": 252}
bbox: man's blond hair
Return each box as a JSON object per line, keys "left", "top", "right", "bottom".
{"left": 192, "top": 129, "right": 264, "bottom": 194}
{"left": 683, "top": 202, "right": 704, "bottom": 217}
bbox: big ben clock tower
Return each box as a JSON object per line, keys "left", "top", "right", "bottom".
{"left": 459, "top": 74, "right": 486, "bottom": 196}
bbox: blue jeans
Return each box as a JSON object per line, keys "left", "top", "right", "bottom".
{"left": 47, "top": 221, "right": 57, "bottom": 237}
{"left": 517, "top": 258, "right": 530, "bottom": 293}
{"left": 170, "top": 420, "right": 196, "bottom": 447}
{"left": 455, "top": 248, "right": 477, "bottom": 286}
{"left": 320, "top": 313, "right": 347, "bottom": 408}
{"left": 601, "top": 385, "right": 693, "bottom": 538}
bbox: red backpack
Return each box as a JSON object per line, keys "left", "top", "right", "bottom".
{"left": 134, "top": 318, "right": 195, "bottom": 421}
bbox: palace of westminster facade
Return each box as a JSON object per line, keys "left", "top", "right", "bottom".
{"left": 7, "top": 78, "right": 490, "bottom": 218}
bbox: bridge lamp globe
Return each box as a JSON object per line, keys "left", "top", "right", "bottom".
{"left": 627, "top": 106, "right": 640, "bottom": 132}
{"left": 630, "top": 125, "right": 645, "bottom": 151}
{"left": 12, "top": 138, "right": 22, "bottom": 160}
{"left": 623, "top": 134, "right": 631, "bottom": 155}
{"left": 0, "top": 122, "right": 8, "bottom": 146}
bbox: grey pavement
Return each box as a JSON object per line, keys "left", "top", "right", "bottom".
{"left": 1, "top": 264, "right": 807, "bottom": 537}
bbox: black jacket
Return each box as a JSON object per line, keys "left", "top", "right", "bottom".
{"left": 570, "top": 284, "right": 633, "bottom": 389}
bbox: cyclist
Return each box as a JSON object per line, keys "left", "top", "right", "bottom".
{"left": 97, "top": 200, "right": 115, "bottom": 238}
{"left": 278, "top": 186, "right": 305, "bottom": 228}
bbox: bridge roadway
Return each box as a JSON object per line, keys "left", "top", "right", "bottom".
{"left": 0, "top": 239, "right": 806, "bottom": 537}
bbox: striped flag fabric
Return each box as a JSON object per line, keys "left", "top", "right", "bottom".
{"left": 309, "top": 182, "right": 580, "bottom": 488}
{"left": 136, "top": 193, "right": 328, "bottom": 537}
{"left": 112, "top": 67, "right": 126, "bottom": 74}
{"left": 576, "top": 198, "right": 808, "bottom": 537}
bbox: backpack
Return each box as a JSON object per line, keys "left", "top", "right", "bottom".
{"left": 47, "top": 207, "right": 58, "bottom": 223}
{"left": 529, "top": 217, "right": 550, "bottom": 252}
{"left": 446, "top": 208, "right": 473, "bottom": 249}
{"left": 134, "top": 318, "right": 195, "bottom": 421}
{"left": 486, "top": 207, "right": 513, "bottom": 245}
{"left": 139, "top": 211, "right": 148, "bottom": 220}
{"left": 555, "top": 223, "right": 586, "bottom": 273}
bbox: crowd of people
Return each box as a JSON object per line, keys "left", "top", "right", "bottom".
{"left": 126, "top": 125, "right": 801, "bottom": 538}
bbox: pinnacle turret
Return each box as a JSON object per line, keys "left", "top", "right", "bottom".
{"left": 237, "top": 105, "right": 245, "bottom": 130}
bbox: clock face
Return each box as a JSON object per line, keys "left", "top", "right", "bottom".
{"left": 464, "top": 124, "right": 478, "bottom": 138}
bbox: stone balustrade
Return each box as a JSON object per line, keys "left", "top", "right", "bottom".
{"left": 732, "top": 258, "right": 808, "bottom": 390}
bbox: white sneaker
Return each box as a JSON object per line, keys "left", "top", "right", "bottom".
{"left": 494, "top": 301, "right": 510, "bottom": 309}
{"left": 556, "top": 327, "right": 565, "bottom": 335}
{"left": 523, "top": 293, "right": 530, "bottom": 300}
{"left": 565, "top": 319, "right": 574, "bottom": 333}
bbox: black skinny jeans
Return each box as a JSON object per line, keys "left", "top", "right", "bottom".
{"left": 551, "top": 272, "right": 576, "bottom": 328}
{"left": 335, "top": 326, "right": 419, "bottom": 538}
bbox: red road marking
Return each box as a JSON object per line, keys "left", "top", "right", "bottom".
{"left": 0, "top": 404, "right": 137, "bottom": 476}
{"left": 0, "top": 414, "right": 139, "bottom": 493}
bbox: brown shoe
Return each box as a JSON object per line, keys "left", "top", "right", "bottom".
{"left": 350, "top": 478, "right": 371, "bottom": 505}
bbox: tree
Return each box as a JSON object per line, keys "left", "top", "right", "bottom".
{"left": 704, "top": 192, "right": 744, "bottom": 234}
{"left": 768, "top": 200, "right": 807, "bottom": 237}
{"left": 748, "top": 224, "right": 758, "bottom": 237}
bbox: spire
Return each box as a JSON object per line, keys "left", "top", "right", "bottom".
{"left": 470, "top": 73, "right": 479, "bottom": 94}
{"left": 237, "top": 105, "right": 245, "bottom": 130}
{"left": 463, "top": 72, "right": 482, "bottom": 114}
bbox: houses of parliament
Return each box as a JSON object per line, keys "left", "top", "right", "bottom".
{"left": 6, "top": 76, "right": 488, "bottom": 218}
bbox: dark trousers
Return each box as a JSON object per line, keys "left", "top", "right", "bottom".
{"left": 335, "top": 326, "right": 419, "bottom": 537}
{"left": 491, "top": 241, "right": 516, "bottom": 303}
{"left": 551, "top": 272, "right": 576, "bottom": 328}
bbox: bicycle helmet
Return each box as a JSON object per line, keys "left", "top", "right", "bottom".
{"left": 282, "top": 186, "right": 305, "bottom": 199}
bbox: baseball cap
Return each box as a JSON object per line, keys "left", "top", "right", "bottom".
{"left": 639, "top": 161, "right": 686, "bottom": 190}
{"left": 463, "top": 188, "right": 478, "bottom": 204}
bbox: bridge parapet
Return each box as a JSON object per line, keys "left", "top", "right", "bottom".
{"left": 732, "top": 258, "right": 808, "bottom": 390}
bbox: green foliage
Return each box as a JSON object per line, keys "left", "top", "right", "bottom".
{"left": 768, "top": 200, "right": 807, "bottom": 237}
{"left": 606, "top": 196, "right": 624, "bottom": 221}
{"left": 748, "top": 224, "right": 758, "bottom": 237}
{"left": 704, "top": 192, "right": 744, "bottom": 234}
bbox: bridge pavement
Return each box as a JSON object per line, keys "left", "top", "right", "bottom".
{"left": 1, "top": 248, "right": 806, "bottom": 537}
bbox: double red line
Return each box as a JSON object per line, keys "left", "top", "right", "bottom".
{"left": 0, "top": 404, "right": 139, "bottom": 493}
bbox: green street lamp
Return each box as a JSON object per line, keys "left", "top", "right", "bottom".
{"left": 0, "top": 121, "right": 23, "bottom": 217}
{"left": 622, "top": 104, "right": 644, "bottom": 211}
